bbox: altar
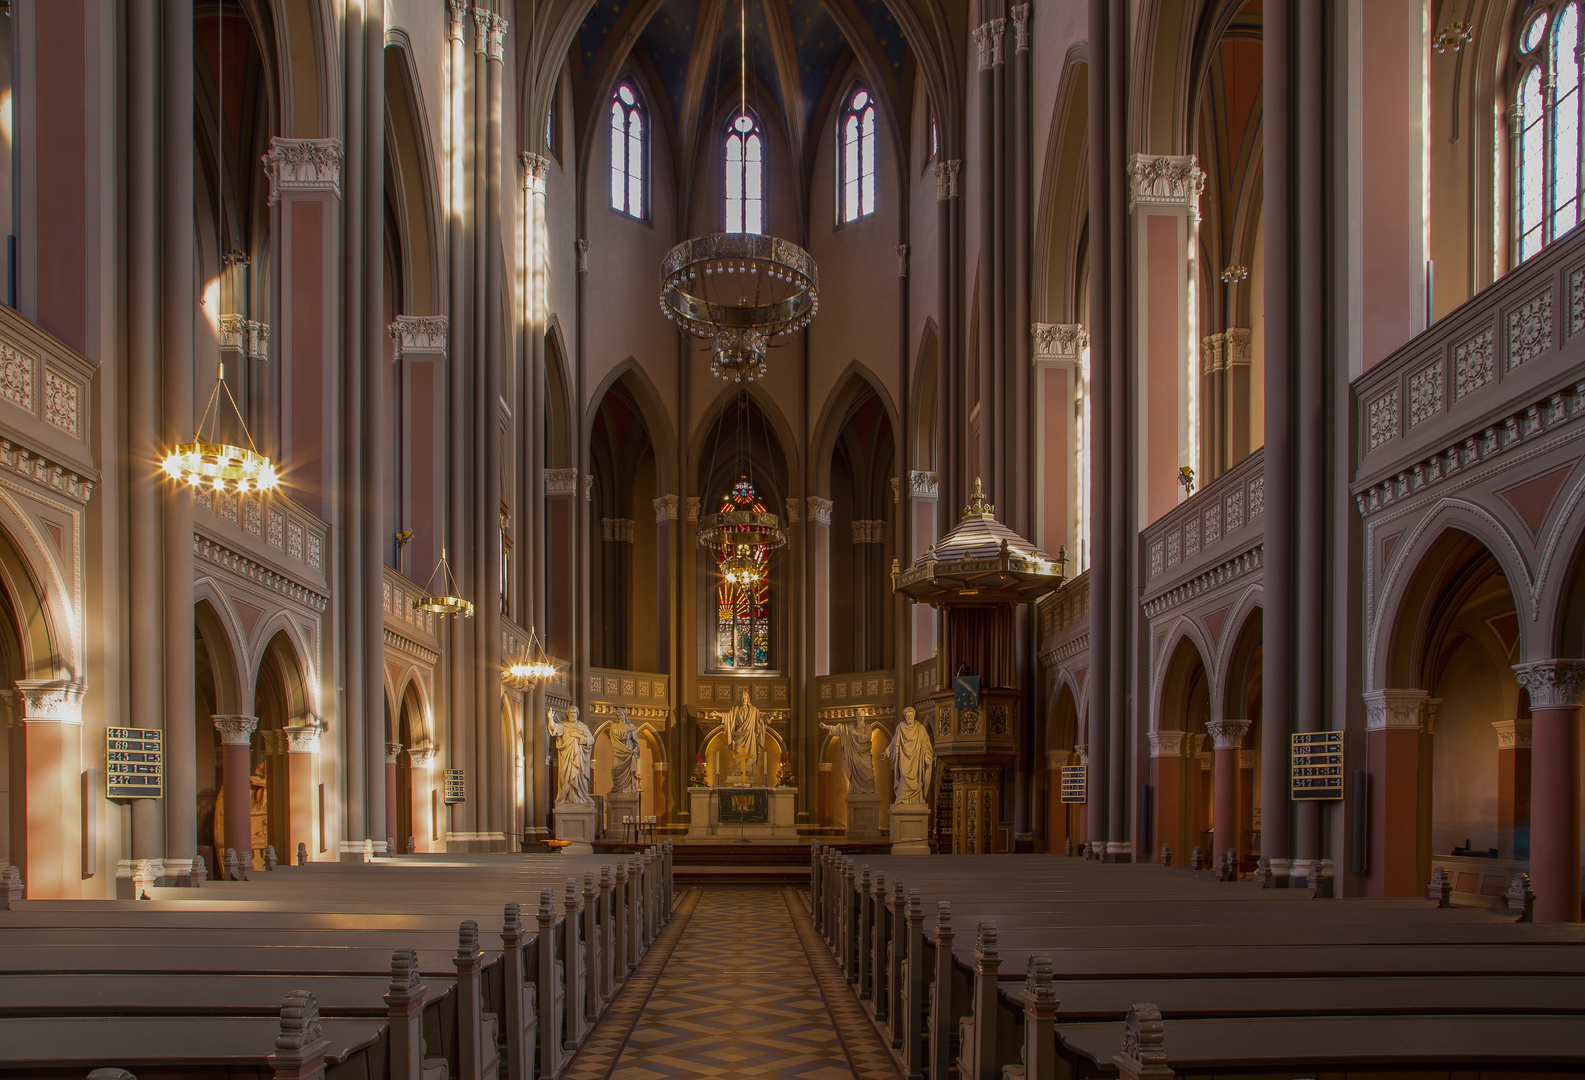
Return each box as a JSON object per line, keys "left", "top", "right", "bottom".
{"left": 685, "top": 786, "right": 799, "bottom": 840}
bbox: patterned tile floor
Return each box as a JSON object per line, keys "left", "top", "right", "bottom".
{"left": 561, "top": 886, "right": 900, "bottom": 1079}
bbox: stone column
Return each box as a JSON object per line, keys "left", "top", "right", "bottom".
{"left": 809, "top": 497, "right": 833, "bottom": 676}
{"left": 213, "top": 716, "right": 259, "bottom": 867}
{"left": 385, "top": 743, "right": 401, "bottom": 849}
{"left": 933, "top": 161, "right": 963, "bottom": 514}
{"left": 1190, "top": 734, "right": 1210, "bottom": 846}
{"left": 1363, "top": 690, "right": 1427, "bottom": 897}
{"left": 1512, "top": 661, "right": 1585, "bottom": 922}
{"left": 972, "top": 20, "right": 997, "bottom": 497}
{"left": 907, "top": 473, "right": 939, "bottom": 664}
{"left": 408, "top": 747, "right": 435, "bottom": 853}
{"left": 18, "top": 682, "right": 85, "bottom": 897}
{"left": 285, "top": 725, "right": 320, "bottom": 861}
{"left": 1239, "top": 748, "right": 1257, "bottom": 867}
{"left": 654, "top": 496, "right": 679, "bottom": 673}
{"left": 1148, "top": 730, "right": 1189, "bottom": 861}
{"left": 1205, "top": 720, "right": 1250, "bottom": 860}
{"left": 1224, "top": 329, "right": 1253, "bottom": 463}
{"left": 1491, "top": 719, "right": 1532, "bottom": 860}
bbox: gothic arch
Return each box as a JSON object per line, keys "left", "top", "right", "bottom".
{"left": 584, "top": 358, "right": 677, "bottom": 492}
{"left": 1035, "top": 44, "right": 1089, "bottom": 323}
{"left": 1151, "top": 618, "right": 1217, "bottom": 729}
{"left": 192, "top": 591, "right": 246, "bottom": 717}
{"left": 0, "top": 492, "right": 78, "bottom": 679}
{"left": 910, "top": 320, "right": 940, "bottom": 472}
{"left": 810, "top": 362, "right": 902, "bottom": 496}
{"left": 382, "top": 30, "right": 444, "bottom": 316}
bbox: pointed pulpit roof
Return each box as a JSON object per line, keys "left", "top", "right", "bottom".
{"left": 890, "top": 479, "right": 1066, "bottom": 606}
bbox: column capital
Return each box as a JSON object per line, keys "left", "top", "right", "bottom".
{"left": 486, "top": 13, "right": 508, "bottom": 62}
{"left": 385, "top": 742, "right": 402, "bottom": 764}
{"left": 388, "top": 315, "right": 448, "bottom": 358}
{"left": 1363, "top": 688, "right": 1428, "bottom": 731}
{"left": 850, "top": 519, "right": 885, "bottom": 544}
{"left": 807, "top": 496, "right": 834, "bottom": 526}
{"left": 576, "top": 238, "right": 590, "bottom": 273}
{"left": 220, "top": 316, "right": 271, "bottom": 362}
{"left": 263, "top": 137, "right": 343, "bottom": 205}
{"left": 1148, "top": 729, "right": 1189, "bottom": 758}
{"left": 933, "top": 159, "right": 961, "bottom": 201}
{"left": 1512, "top": 660, "right": 1585, "bottom": 709}
{"left": 1032, "top": 323, "right": 1087, "bottom": 366}
{"left": 213, "top": 715, "right": 259, "bottom": 746}
{"left": 1205, "top": 718, "right": 1251, "bottom": 750}
{"left": 284, "top": 725, "right": 321, "bottom": 754}
{"left": 686, "top": 496, "right": 701, "bottom": 521}
{"left": 408, "top": 746, "right": 436, "bottom": 765}
{"left": 1225, "top": 327, "right": 1253, "bottom": 365}
{"left": 545, "top": 468, "right": 578, "bottom": 496}
{"left": 1492, "top": 719, "right": 1533, "bottom": 750}
{"left": 989, "top": 18, "right": 1007, "bottom": 65}
{"left": 14, "top": 680, "right": 86, "bottom": 724}
{"left": 972, "top": 23, "right": 992, "bottom": 70}
{"left": 1073, "top": 742, "right": 1088, "bottom": 765}
{"left": 908, "top": 470, "right": 939, "bottom": 498}
{"left": 1011, "top": 4, "right": 1031, "bottom": 51}
{"left": 1126, "top": 153, "right": 1204, "bottom": 216}
{"left": 601, "top": 517, "right": 635, "bottom": 543}
{"left": 653, "top": 494, "right": 679, "bottom": 522}
{"left": 784, "top": 497, "right": 801, "bottom": 523}
{"left": 1044, "top": 749, "right": 1066, "bottom": 770}
{"left": 471, "top": 7, "right": 491, "bottom": 53}
{"left": 446, "top": 0, "right": 468, "bottom": 41}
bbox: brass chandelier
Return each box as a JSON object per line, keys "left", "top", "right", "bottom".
{"left": 657, "top": 0, "right": 818, "bottom": 384}
{"left": 413, "top": 548, "right": 473, "bottom": 618}
{"left": 504, "top": 625, "right": 560, "bottom": 689}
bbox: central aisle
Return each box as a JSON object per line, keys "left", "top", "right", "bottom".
{"left": 565, "top": 886, "right": 899, "bottom": 1079}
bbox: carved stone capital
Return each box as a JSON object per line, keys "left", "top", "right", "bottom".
{"left": 602, "top": 517, "right": 635, "bottom": 543}
{"left": 486, "top": 12, "right": 508, "bottom": 61}
{"left": 408, "top": 746, "right": 435, "bottom": 765}
{"left": 654, "top": 494, "right": 679, "bottom": 522}
{"left": 807, "top": 496, "right": 834, "bottom": 526}
{"left": 471, "top": 7, "right": 490, "bottom": 53}
{"left": 908, "top": 470, "right": 939, "bottom": 498}
{"left": 1238, "top": 749, "right": 1256, "bottom": 770}
{"left": 213, "top": 715, "right": 259, "bottom": 746}
{"left": 686, "top": 496, "right": 700, "bottom": 521}
{"left": 385, "top": 742, "right": 402, "bottom": 764}
{"left": 1073, "top": 742, "right": 1088, "bottom": 765}
{"left": 544, "top": 468, "right": 578, "bottom": 496}
{"left": 1205, "top": 718, "right": 1251, "bottom": 751}
{"left": 284, "top": 725, "right": 321, "bottom": 754}
{"left": 1032, "top": 323, "right": 1087, "bottom": 365}
{"left": 989, "top": 18, "right": 1007, "bottom": 65}
{"left": 1364, "top": 688, "right": 1428, "bottom": 731}
{"left": 1148, "top": 729, "right": 1188, "bottom": 758}
{"left": 972, "top": 23, "right": 992, "bottom": 70}
{"left": 1011, "top": 4, "right": 1031, "bottom": 51}
{"left": 933, "top": 159, "right": 961, "bottom": 202}
{"left": 784, "top": 497, "right": 801, "bottom": 524}
{"left": 1492, "top": 718, "right": 1533, "bottom": 750}
{"left": 520, "top": 151, "right": 550, "bottom": 194}
{"left": 1225, "top": 327, "right": 1253, "bottom": 365}
{"left": 14, "top": 680, "right": 86, "bottom": 724}
{"left": 446, "top": 0, "right": 468, "bottom": 41}
{"left": 220, "top": 316, "right": 270, "bottom": 362}
{"left": 1512, "top": 660, "right": 1585, "bottom": 709}
{"left": 850, "top": 519, "right": 885, "bottom": 544}
{"left": 263, "top": 137, "right": 343, "bottom": 205}
{"left": 1127, "top": 153, "right": 1204, "bottom": 216}
{"left": 389, "top": 316, "right": 448, "bottom": 357}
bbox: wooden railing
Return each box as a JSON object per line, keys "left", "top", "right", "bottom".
{"left": 814, "top": 670, "right": 898, "bottom": 719}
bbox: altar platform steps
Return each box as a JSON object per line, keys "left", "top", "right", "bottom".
{"left": 594, "top": 839, "right": 886, "bottom": 884}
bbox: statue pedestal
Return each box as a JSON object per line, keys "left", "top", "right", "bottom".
{"left": 684, "top": 786, "right": 798, "bottom": 840}
{"left": 553, "top": 801, "right": 596, "bottom": 853}
{"left": 605, "top": 792, "right": 641, "bottom": 839}
{"left": 889, "top": 802, "right": 932, "bottom": 853}
{"left": 844, "top": 792, "right": 883, "bottom": 841}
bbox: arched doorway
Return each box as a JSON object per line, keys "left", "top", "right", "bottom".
{"left": 1154, "top": 636, "right": 1211, "bottom": 862}
{"left": 1221, "top": 608, "right": 1264, "bottom": 871}
{"left": 1380, "top": 529, "right": 1523, "bottom": 899}
{"left": 194, "top": 599, "right": 242, "bottom": 875}
{"left": 395, "top": 679, "right": 432, "bottom": 853}
{"left": 1044, "top": 679, "right": 1080, "bottom": 851}
{"left": 253, "top": 629, "right": 312, "bottom": 864}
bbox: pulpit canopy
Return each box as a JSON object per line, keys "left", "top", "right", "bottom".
{"left": 891, "top": 478, "right": 1065, "bottom": 606}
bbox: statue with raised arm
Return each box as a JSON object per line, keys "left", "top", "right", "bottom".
{"left": 716, "top": 688, "right": 769, "bottom": 784}
{"left": 884, "top": 706, "right": 935, "bottom": 805}
{"left": 547, "top": 705, "right": 595, "bottom": 804}
{"left": 821, "top": 714, "right": 877, "bottom": 794}
{"left": 608, "top": 707, "right": 642, "bottom": 795}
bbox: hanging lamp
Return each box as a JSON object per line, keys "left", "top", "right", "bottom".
{"left": 504, "top": 625, "right": 560, "bottom": 689}
{"left": 164, "top": 3, "right": 281, "bottom": 495}
{"left": 413, "top": 548, "right": 474, "bottom": 618}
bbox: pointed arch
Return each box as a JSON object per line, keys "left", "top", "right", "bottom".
{"left": 583, "top": 357, "right": 677, "bottom": 492}
{"left": 810, "top": 361, "right": 902, "bottom": 495}
{"left": 910, "top": 319, "right": 940, "bottom": 472}
{"left": 192, "top": 590, "right": 246, "bottom": 717}
{"left": 544, "top": 317, "right": 575, "bottom": 470}
{"left": 382, "top": 29, "right": 443, "bottom": 316}
{"left": 1152, "top": 620, "right": 1216, "bottom": 732}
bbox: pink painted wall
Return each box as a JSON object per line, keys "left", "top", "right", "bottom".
{"left": 32, "top": 4, "right": 87, "bottom": 353}
{"left": 408, "top": 359, "right": 437, "bottom": 579}
{"left": 286, "top": 201, "right": 328, "bottom": 519}
{"left": 1146, "top": 215, "right": 1179, "bottom": 524}
{"left": 1362, "top": 0, "right": 1421, "bottom": 369}
{"left": 1041, "top": 365, "right": 1071, "bottom": 552}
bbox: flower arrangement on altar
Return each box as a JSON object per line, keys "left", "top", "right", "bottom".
{"left": 688, "top": 754, "right": 708, "bottom": 788}
{"left": 775, "top": 755, "right": 796, "bottom": 787}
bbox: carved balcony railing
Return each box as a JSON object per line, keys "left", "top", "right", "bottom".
{"left": 382, "top": 565, "right": 440, "bottom": 663}
{"left": 692, "top": 674, "right": 791, "bottom": 716}
{"left": 1038, "top": 568, "right": 1091, "bottom": 670}
{"left": 194, "top": 487, "right": 331, "bottom": 606}
{"left": 1353, "top": 224, "right": 1585, "bottom": 509}
{"left": 814, "top": 670, "right": 898, "bottom": 720}
{"left": 912, "top": 657, "right": 937, "bottom": 700}
{"left": 587, "top": 667, "right": 670, "bottom": 725}
{"left": 1140, "top": 447, "right": 1264, "bottom": 617}
{"left": 0, "top": 303, "right": 98, "bottom": 500}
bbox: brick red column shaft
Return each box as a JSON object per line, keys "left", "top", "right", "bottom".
{"left": 1515, "top": 661, "right": 1585, "bottom": 923}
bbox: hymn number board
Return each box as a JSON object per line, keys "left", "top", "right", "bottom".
{"left": 443, "top": 770, "right": 467, "bottom": 804}
{"left": 106, "top": 727, "right": 163, "bottom": 799}
{"left": 1060, "top": 765, "right": 1087, "bottom": 804}
{"left": 1291, "top": 731, "right": 1344, "bottom": 800}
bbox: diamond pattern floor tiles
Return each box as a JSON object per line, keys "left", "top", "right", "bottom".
{"left": 560, "top": 886, "right": 900, "bottom": 1080}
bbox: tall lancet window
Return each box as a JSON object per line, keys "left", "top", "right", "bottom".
{"left": 1514, "top": 3, "right": 1584, "bottom": 263}
{"left": 610, "top": 82, "right": 645, "bottom": 219}
{"left": 839, "top": 87, "right": 876, "bottom": 223}
{"left": 713, "top": 477, "right": 772, "bottom": 669}
{"left": 726, "top": 113, "right": 764, "bottom": 234}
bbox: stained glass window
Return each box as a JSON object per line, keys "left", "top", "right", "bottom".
{"left": 714, "top": 477, "right": 771, "bottom": 669}
{"left": 1513, "top": 3, "right": 1585, "bottom": 263}
{"left": 610, "top": 83, "right": 644, "bottom": 219}
{"left": 840, "top": 87, "right": 876, "bottom": 223}
{"left": 726, "top": 113, "right": 764, "bottom": 234}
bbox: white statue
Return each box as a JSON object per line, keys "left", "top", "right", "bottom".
{"left": 717, "top": 688, "right": 769, "bottom": 784}
{"left": 821, "top": 714, "right": 877, "bottom": 795}
{"left": 608, "top": 707, "right": 641, "bottom": 795}
{"left": 884, "top": 706, "right": 935, "bottom": 804}
{"left": 547, "top": 706, "right": 595, "bottom": 804}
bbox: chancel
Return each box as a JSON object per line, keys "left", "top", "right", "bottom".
{"left": 2, "top": 0, "right": 1585, "bottom": 1077}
